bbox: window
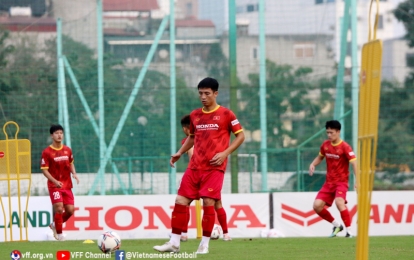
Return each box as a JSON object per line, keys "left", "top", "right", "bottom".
{"left": 247, "top": 4, "right": 258, "bottom": 12}
{"left": 236, "top": 5, "right": 245, "bottom": 13}
{"left": 377, "top": 15, "right": 384, "bottom": 29}
{"left": 315, "top": 0, "right": 324, "bottom": 4}
{"left": 251, "top": 46, "right": 259, "bottom": 62}
{"left": 294, "top": 43, "right": 315, "bottom": 58}
{"left": 186, "top": 3, "right": 192, "bottom": 17}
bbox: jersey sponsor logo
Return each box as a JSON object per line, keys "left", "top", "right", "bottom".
{"left": 196, "top": 124, "right": 219, "bottom": 130}
{"left": 208, "top": 188, "right": 214, "bottom": 192}
{"left": 325, "top": 153, "right": 340, "bottom": 159}
{"left": 54, "top": 156, "right": 69, "bottom": 162}
{"left": 231, "top": 119, "right": 239, "bottom": 126}
{"left": 213, "top": 116, "right": 220, "bottom": 120}
{"left": 349, "top": 152, "right": 355, "bottom": 156}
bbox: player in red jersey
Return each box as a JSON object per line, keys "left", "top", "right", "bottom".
{"left": 179, "top": 114, "right": 232, "bottom": 242}
{"left": 41, "top": 124, "right": 79, "bottom": 241}
{"left": 309, "top": 120, "right": 358, "bottom": 238}
{"left": 154, "top": 77, "right": 244, "bottom": 254}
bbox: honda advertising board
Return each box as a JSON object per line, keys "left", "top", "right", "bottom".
{"left": 273, "top": 191, "right": 414, "bottom": 237}
{"left": 1, "top": 193, "right": 269, "bottom": 241}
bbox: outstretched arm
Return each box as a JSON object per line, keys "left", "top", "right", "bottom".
{"left": 170, "top": 135, "right": 195, "bottom": 167}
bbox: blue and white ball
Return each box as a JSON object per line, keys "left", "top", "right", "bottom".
{"left": 97, "top": 231, "right": 121, "bottom": 253}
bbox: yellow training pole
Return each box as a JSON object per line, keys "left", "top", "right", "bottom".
{"left": 195, "top": 199, "right": 202, "bottom": 239}
{"left": 356, "top": 0, "right": 382, "bottom": 259}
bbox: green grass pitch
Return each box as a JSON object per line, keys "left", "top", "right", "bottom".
{"left": 3, "top": 236, "right": 414, "bottom": 260}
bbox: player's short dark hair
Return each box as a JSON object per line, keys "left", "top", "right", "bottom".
{"left": 181, "top": 114, "right": 191, "bottom": 128}
{"left": 197, "top": 77, "right": 219, "bottom": 92}
{"left": 50, "top": 124, "right": 64, "bottom": 134}
{"left": 325, "top": 120, "right": 341, "bottom": 130}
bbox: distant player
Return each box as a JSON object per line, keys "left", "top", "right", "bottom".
{"left": 154, "top": 77, "right": 244, "bottom": 254}
{"left": 41, "top": 124, "right": 79, "bottom": 241}
{"left": 309, "top": 120, "right": 358, "bottom": 238}
{"left": 179, "top": 114, "right": 232, "bottom": 242}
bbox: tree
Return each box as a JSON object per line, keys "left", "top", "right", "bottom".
{"left": 0, "top": 29, "right": 14, "bottom": 103}
{"left": 238, "top": 61, "right": 336, "bottom": 171}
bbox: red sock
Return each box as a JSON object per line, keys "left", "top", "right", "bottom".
{"left": 171, "top": 204, "right": 188, "bottom": 235}
{"left": 340, "top": 209, "right": 351, "bottom": 227}
{"left": 202, "top": 206, "right": 215, "bottom": 237}
{"left": 62, "top": 212, "right": 72, "bottom": 223}
{"left": 316, "top": 208, "right": 334, "bottom": 223}
{"left": 54, "top": 213, "right": 63, "bottom": 234}
{"left": 216, "top": 207, "right": 228, "bottom": 234}
{"left": 182, "top": 206, "right": 190, "bottom": 233}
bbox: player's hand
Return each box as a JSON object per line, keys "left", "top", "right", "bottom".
{"left": 309, "top": 164, "right": 315, "bottom": 176}
{"left": 170, "top": 152, "right": 182, "bottom": 167}
{"left": 72, "top": 173, "right": 80, "bottom": 184}
{"left": 54, "top": 181, "right": 63, "bottom": 188}
{"left": 210, "top": 152, "right": 227, "bottom": 166}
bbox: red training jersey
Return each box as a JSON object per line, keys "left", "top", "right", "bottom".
{"left": 319, "top": 140, "right": 356, "bottom": 183}
{"left": 189, "top": 105, "right": 243, "bottom": 171}
{"left": 40, "top": 145, "right": 74, "bottom": 189}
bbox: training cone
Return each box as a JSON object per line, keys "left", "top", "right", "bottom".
{"left": 83, "top": 239, "right": 95, "bottom": 244}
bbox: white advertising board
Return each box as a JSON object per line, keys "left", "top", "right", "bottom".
{"left": 1, "top": 193, "right": 269, "bottom": 241}
{"left": 273, "top": 191, "right": 414, "bottom": 237}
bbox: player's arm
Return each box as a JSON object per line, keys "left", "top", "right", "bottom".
{"left": 70, "top": 163, "right": 80, "bottom": 184}
{"left": 170, "top": 135, "right": 195, "bottom": 167}
{"left": 42, "top": 169, "right": 63, "bottom": 188}
{"left": 350, "top": 159, "right": 358, "bottom": 189}
{"left": 309, "top": 154, "right": 324, "bottom": 176}
{"left": 210, "top": 131, "right": 245, "bottom": 166}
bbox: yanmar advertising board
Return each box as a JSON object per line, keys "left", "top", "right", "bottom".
{"left": 273, "top": 191, "right": 414, "bottom": 237}
{"left": 1, "top": 193, "right": 269, "bottom": 241}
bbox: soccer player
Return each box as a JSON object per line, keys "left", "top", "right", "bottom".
{"left": 179, "top": 114, "right": 232, "bottom": 242}
{"left": 154, "top": 77, "right": 244, "bottom": 254}
{"left": 309, "top": 120, "right": 358, "bottom": 238}
{"left": 41, "top": 124, "right": 79, "bottom": 241}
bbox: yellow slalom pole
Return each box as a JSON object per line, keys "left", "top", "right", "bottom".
{"left": 195, "top": 199, "right": 202, "bottom": 239}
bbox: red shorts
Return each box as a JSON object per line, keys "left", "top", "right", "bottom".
{"left": 178, "top": 169, "right": 224, "bottom": 200}
{"left": 315, "top": 182, "right": 348, "bottom": 207}
{"left": 48, "top": 188, "right": 74, "bottom": 205}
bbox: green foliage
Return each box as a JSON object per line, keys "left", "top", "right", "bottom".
{"left": 394, "top": 0, "right": 414, "bottom": 48}
{"left": 0, "top": 29, "right": 14, "bottom": 102}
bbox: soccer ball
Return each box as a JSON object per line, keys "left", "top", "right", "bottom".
{"left": 97, "top": 231, "right": 121, "bottom": 253}
{"left": 210, "top": 224, "right": 222, "bottom": 240}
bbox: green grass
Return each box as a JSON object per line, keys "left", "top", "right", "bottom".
{"left": 3, "top": 236, "right": 414, "bottom": 260}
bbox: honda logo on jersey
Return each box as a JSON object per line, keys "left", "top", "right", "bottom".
{"left": 196, "top": 124, "right": 219, "bottom": 130}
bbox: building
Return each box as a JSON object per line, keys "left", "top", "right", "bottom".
{"left": 220, "top": 34, "right": 336, "bottom": 83}
{"left": 382, "top": 38, "right": 414, "bottom": 83}
{"left": 199, "top": 0, "right": 406, "bottom": 63}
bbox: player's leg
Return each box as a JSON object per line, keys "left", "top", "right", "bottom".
{"left": 154, "top": 169, "right": 197, "bottom": 252}
{"left": 335, "top": 183, "right": 353, "bottom": 237}
{"left": 48, "top": 189, "right": 64, "bottom": 240}
{"left": 180, "top": 204, "right": 190, "bottom": 242}
{"left": 62, "top": 189, "right": 75, "bottom": 223}
{"left": 314, "top": 183, "right": 343, "bottom": 237}
{"left": 197, "top": 170, "right": 225, "bottom": 254}
{"left": 214, "top": 200, "right": 231, "bottom": 241}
